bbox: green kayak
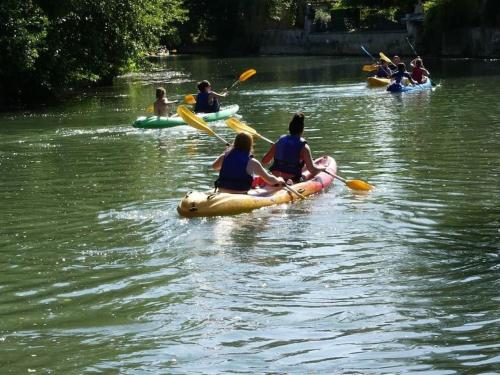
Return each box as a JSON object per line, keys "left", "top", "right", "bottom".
{"left": 133, "top": 104, "right": 240, "bottom": 129}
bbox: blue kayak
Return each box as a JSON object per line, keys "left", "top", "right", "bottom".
{"left": 387, "top": 79, "right": 432, "bottom": 93}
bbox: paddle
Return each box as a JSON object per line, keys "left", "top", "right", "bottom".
{"left": 361, "top": 45, "right": 378, "bottom": 64}
{"left": 229, "top": 69, "right": 257, "bottom": 89}
{"left": 146, "top": 98, "right": 186, "bottom": 114}
{"left": 224, "top": 117, "right": 374, "bottom": 191}
{"left": 184, "top": 95, "right": 196, "bottom": 105}
{"left": 225, "top": 118, "right": 274, "bottom": 144}
{"left": 180, "top": 69, "right": 256, "bottom": 111}
{"left": 363, "top": 64, "right": 378, "bottom": 72}
{"left": 176, "top": 105, "right": 229, "bottom": 145}
{"left": 379, "top": 52, "right": 393, "bottom": 65}
{"left": 177, "top": 106, "right": 301, "bottom": 197}
{"left": 406, "top": 37, "right": 419, "bottom": 56}
{"left": 406, "top": 37, "right": 435, "bottom": 87}
{"left": 283, "top": 185, "right": 306, "bottom": 199}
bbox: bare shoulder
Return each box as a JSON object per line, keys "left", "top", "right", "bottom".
{"left": 248, "top": 158, "right": 262, "bottom": 167}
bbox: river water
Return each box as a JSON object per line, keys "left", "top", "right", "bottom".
{"left": 1, "top": 56, "right": 499, "bottom": 374}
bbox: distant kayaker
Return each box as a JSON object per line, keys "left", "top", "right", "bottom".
{"left": 194, "top": 80, "right": 228, "bottom": 113}
{"left": 388, "top": 55, "right": 402, "bottom": 71}
{"left": 390, "top": 63, "right": 417, "bottom": 86}
{"left": 375, "top": 60, "right": 392, "bottom": 78}
{"left": 154, "top": 87, "right": 178, "bottom": 116}
{"left": 213, "top": 132, "right": 285, "bottom": 194}
{"left": 410, "top": 57, "right": 430, "bottom": 84}
{"left": 262, "top": 112, "right": 326, "bottom": 183}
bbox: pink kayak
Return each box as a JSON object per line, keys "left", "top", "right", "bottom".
{"left": 177, "top": 156, "right": 337, "bottom": 217}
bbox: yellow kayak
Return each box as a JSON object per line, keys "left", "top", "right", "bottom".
{"left": 178, "top": 156, "right": 337, "bottom": 217}
{"left": 367, "top": 76, "right": 391, "bottom": 87}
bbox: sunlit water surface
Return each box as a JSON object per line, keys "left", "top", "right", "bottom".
{"left": 1, "top": 56, "right": 499, "bottom": 374}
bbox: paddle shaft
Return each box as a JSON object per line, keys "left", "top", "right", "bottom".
{"left": 257, "top": 134, "right": 367, "bottom": 189}
{"left": 361, "top": 46, "right": 378, "bottom": 63}
{"left": 215, "top": 134, "right": 230, "bottom": 146}
{"left": 406, "top": 37, "right": 419, "bottom": 56}
{"left": 257, "top": 134, "right": 274, "bottom": 144}
{"left": 405, "top": 38, "right": 435, "bottom": 86}
{"left": 283, "top": 185, "right": 306, "bottom": 199}
{"left": 224, "top": 118, "right": 372, "bottom": 190}
{"left": 228, "top": 79, "right": 240, "bottom": 89}
{"left": 323, "top": 169, "right": 345, "bottom": 182}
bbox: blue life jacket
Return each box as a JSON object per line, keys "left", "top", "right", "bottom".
{"left": 195, "top": 92, "right": 220, "bottom": 113}
{"left": 270, "top": 135, "right": 306, "bottom": 179}
{"left": 376, "top": 66, "right": 391, "bottom": 78}
{"left": 391, "top": 71, "right": 411, "bottom": 84}
{"left": 216, "top": 149, "right": 253, "bottom": 191}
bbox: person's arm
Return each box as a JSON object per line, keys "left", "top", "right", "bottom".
{"left": 209, "top": 89, "right": 228, "bottom": 99}
{"left": 410, "top": 56, "right": 421, "bottom": 68}
{"left": 212, "top": 153, "right": 225, "bottom": 171}
{"left": 165, "top": 100, "right": 177, "bottom": 116}
{"left": 405, "top": 72, "right": 417, "bottom": 85}
{"left": 247, "top": 159, "right": 284, "bottom": 186}
{"left": 261, "top": 144, "right": 276, "bottom": 165}
{"left": 301, "top": 145, "right": 325, "bottom": 175}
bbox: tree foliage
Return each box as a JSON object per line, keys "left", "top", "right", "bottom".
{"left": 179, "top": 0, "right": 306, "bottom": 53}
{"left": 0, "top": 0, "right": 187, "bottom": 108}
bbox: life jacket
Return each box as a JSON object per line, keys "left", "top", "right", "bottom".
{"left": 270, "top": 135, "right": 306, "bottom": 179}
{"left": 411, "top": 67, "right": 425, "bottom": 83}
{"left": 216, "top": 149, "right": 253, "bottom": 192}
{"left": 376, "top": 66, "right": 391, "bottom": 78}
{"left": 194, "top": 92, "right": 220, "bottom": 113}
{"left": 392, "top": 70, "right": 411, "bottom": 84}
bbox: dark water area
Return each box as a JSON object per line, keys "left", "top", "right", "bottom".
{"left": 0, "top": 56, "right": 499, "bottom": 374}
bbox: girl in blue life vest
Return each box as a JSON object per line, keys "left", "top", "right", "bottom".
{"left": 389, "top": 62, "right": 417, "bottom": 89}
{"left": 262, "top": 112, "right": 326, "bottom": 182}
{"left": 194, "top": 80, "right": 227, "bottom": 113}
{"left": 213, "top": 132, "right": 285, "bottom": 194}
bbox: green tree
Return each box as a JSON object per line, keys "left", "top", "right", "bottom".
{"left": 179, "top": 0, "right": 306, "bottom": 54}
{"left": 0, "top": 0, "right": 187, "bottom": 108}
{"left": 0, "top": 0, "right": 49, "bottom": 106}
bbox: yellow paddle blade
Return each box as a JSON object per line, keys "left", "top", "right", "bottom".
{"left": 225, "top": 117, "right": 274, "bottom": 144}
{"left": 346, "top": 179, "right": 373, "bottom": 191}
{"left": 184, "top": 95, "right": 196, "bottom": 104}
{"left": 239, "top": 69, "right": 256, "bottom": 82}
{"left": 379, "top": 52, "right": 392, "bottom": 64}
{"left": 177, "top": 105, "right": 215, "bottom": 136}
{"left": 225, "top": 118, "right": 258, "bottom": 136}
{"left": 146, "top": 104, "right": 154, "bottom": 113}
{"left": 362, "top": 64, "right": 378, "bottom": 72}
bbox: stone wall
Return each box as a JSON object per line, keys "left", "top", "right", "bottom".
{"left": 259, "top": 30, "right": 413, "bottom": 56}
{"left": 442, "top": 28, "right": 500, "bottom": 58}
